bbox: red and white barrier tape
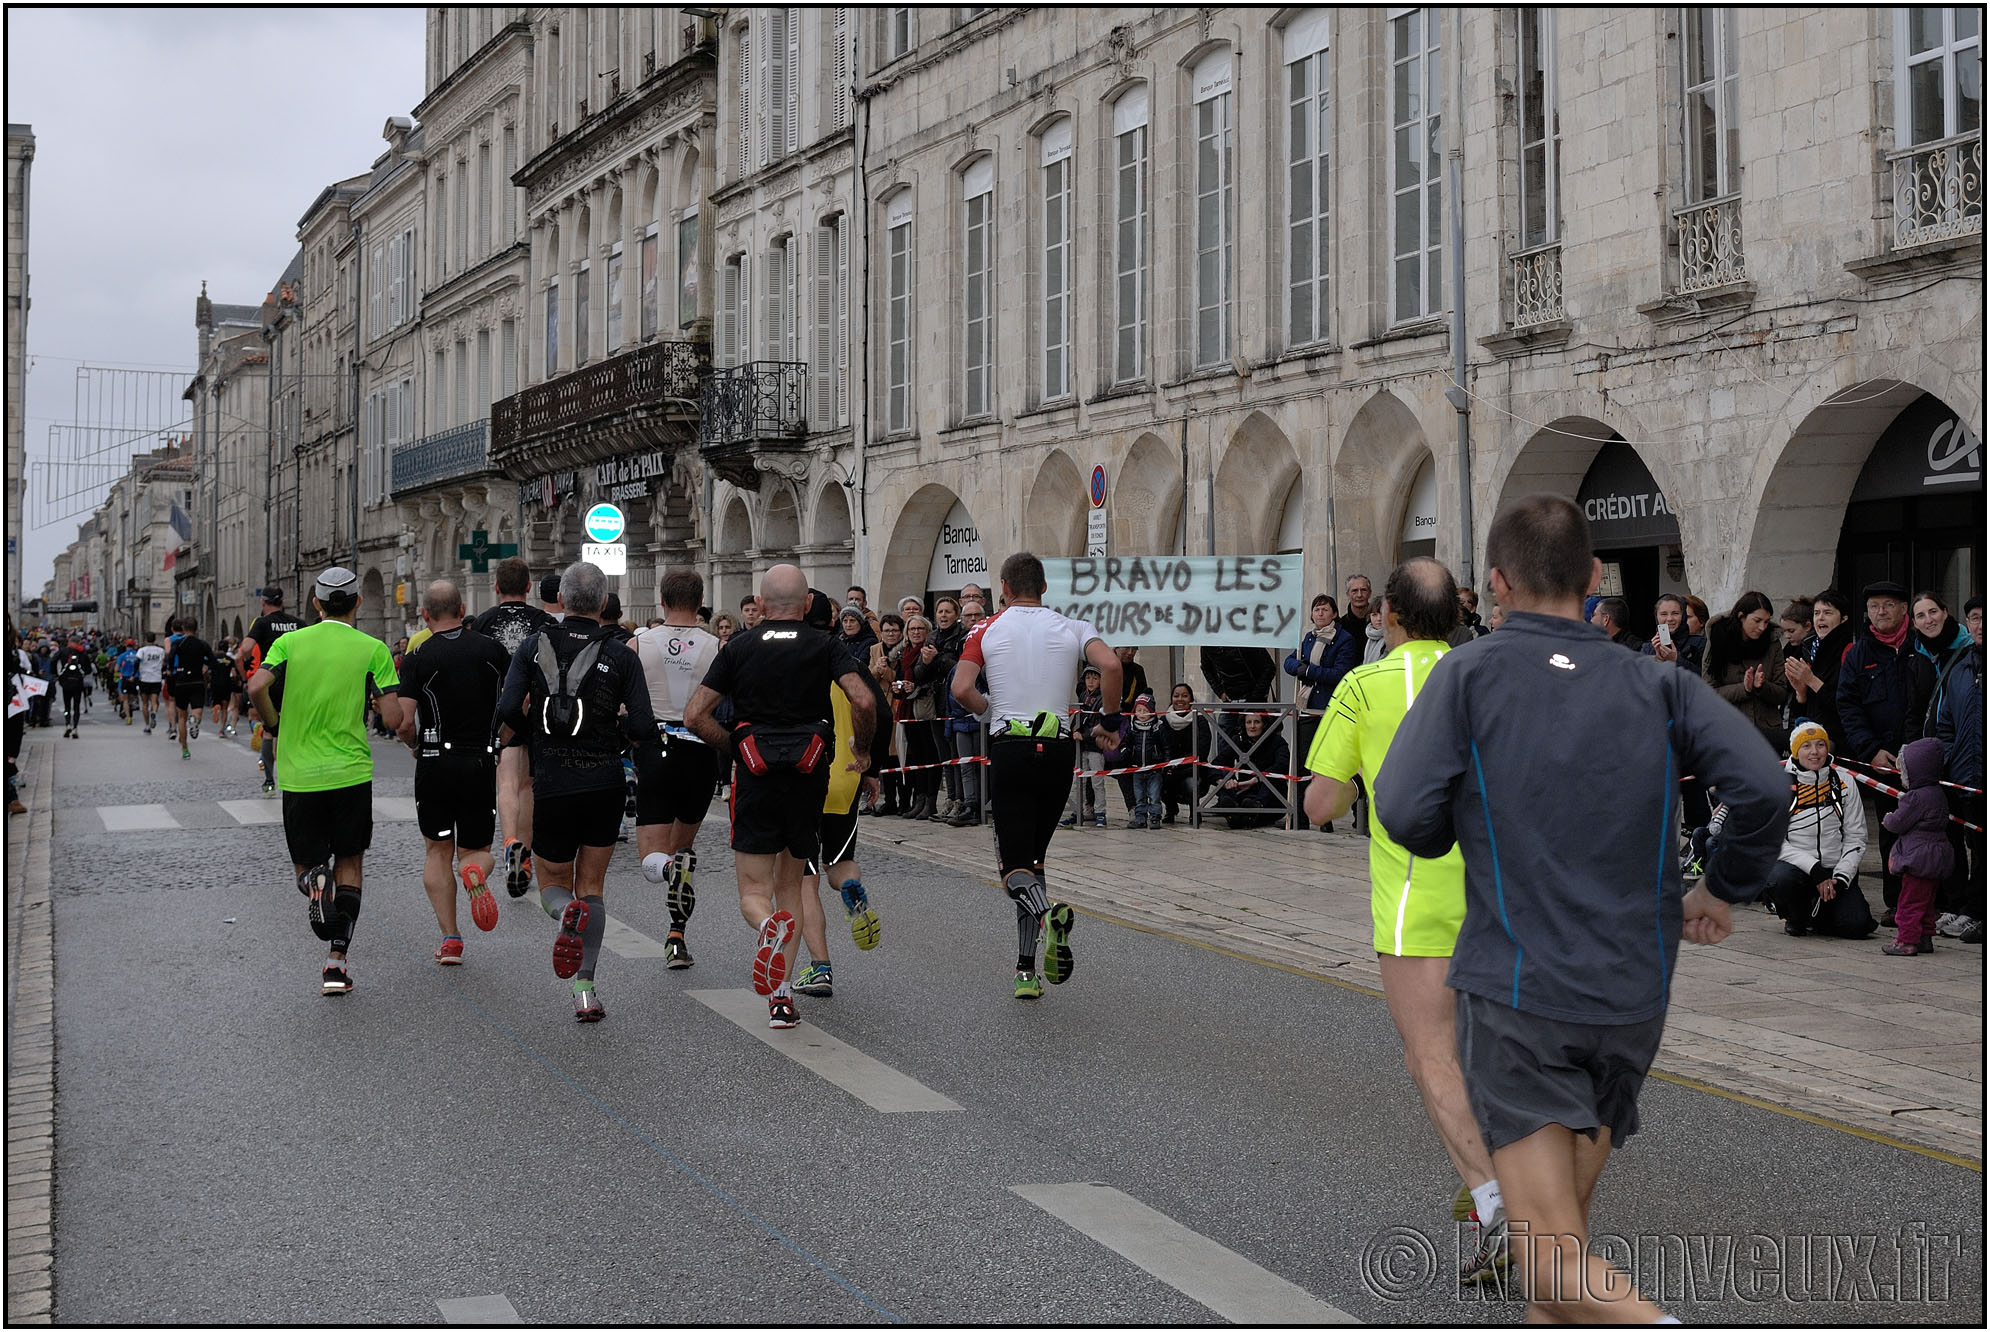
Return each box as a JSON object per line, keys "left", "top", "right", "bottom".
{"left": 1835, "top": 755, "right": 1985, "bottom": 797}
{"left": 1843, "top": 767, "right": 1985, "bottom": 832}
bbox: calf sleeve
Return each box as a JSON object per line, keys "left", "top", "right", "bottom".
{"left": 330, "top": 887, "right": 363, "bottom": 953}
{"left": 1006, "top": 870, "right": 1047, "bottom": 969}
{"left": 576, "top": 894, "right": 607, "bottom": 981}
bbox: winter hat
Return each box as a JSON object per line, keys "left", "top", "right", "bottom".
{"left": 1133, "top": 692, "right": 1155, "bottom": 709}
{"left": 1788, "top": 720, "right": 1829, "bottom": 759}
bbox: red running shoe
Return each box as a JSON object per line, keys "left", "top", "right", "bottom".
{"left": 752, "top": 911, "right": 796, "bottom": 995}
{"left": 553, "top": 899, "right": 590, "bottom": 979}
{"left": 434, "top": 936, "right": 464, "bottom": 965}
{"left": 463, "top": 863, "right": 498, "bottom": 932}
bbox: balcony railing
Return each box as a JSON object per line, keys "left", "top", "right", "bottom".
{"left": 490, "top": 338, "right": 704, "bottom": 464}
{"left": 1509, "top": 242, "right": 1564, "bottom": 328}
{"left": 1890, "top": 131, "right": 1983, "bottom": 249}
{"left": 700, "top": 361, "right": 809, "bottom": 450}
{"left": 392, "top": 419, "right": 489, "bottom": 495}
{"left": 1675, "top": 194, "right": 1745, "bottom": 293}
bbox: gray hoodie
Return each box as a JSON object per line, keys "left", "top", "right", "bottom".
{"left": 1376, "top": 611, "right": 1789, "bottom": 1024}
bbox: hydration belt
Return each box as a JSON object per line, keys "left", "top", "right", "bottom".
{"left": 991, "top": 711, "right": 1071, "bottom": 741}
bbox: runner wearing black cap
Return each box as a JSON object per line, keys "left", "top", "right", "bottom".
{"left": 245, "top": 566, "right": 406, "bottom": 996}
{"left": 396, "top": 580, "right": 510, "bottom": 964}
{"left": 165, "top": 619, "right": 217, "bottom": 760}
{"left": 472, "top": 558, "right": 557, "bottom": 895}
{"left": 240, "top": 588, "right": 302, "bottom": 795}
{"left": 495, "top": 561, "right": 657, "bottom": 1022}
{"left": 685, "top": 565, "right": 876, "bottom": 1029}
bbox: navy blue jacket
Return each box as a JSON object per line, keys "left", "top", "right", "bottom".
{"left": 1932, "top": 642, "right": 1983, "bottom": 788}
{"left": 1377, "top": 612, "right": 1789, "bottom": 1024}
{"left": 1836, "top": 628, "right": 1935, "bottom": 764}
{"left": 1284, "top": 626, "right": 1360, "bottom": 710}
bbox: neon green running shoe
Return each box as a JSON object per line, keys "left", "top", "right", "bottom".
{"left": 1042, "top": 903, "right": 1075, "bottom": 985}
{"left": 839, "top": 880, "right": 881, "bottom": 951}
{"left": 1014, "top": 971, "right": 1044, "bottom": 1000}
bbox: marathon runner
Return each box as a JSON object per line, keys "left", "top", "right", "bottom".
{"left": 115, "top": 639, "right": 138, "bottom": 724}
{"left": 792, "top": 589, "right": 888, "bottom": 998}
{"left": 685, "top": 565, "right": 875, "bottom": 1030}
{"left": 55, "top": 637, "right": 92, "bottom": 739}
{"left": 241, "top": 589, "right": 301, "bottom": 795}
{"left": 134, "top": 631, "right": 166, "bottom": 733}
{"left": 472, "top": 558, "right": 556, "bottom": 897}
{"left": 166, "top": 619, "right": 217, "bottom": 757}
{"left": 494, "top": 561, "right": 656, "bottom": 1023}
{"left": 396, "top": 580, "right": 509, "bottom": 964}
{"left": 245, "top": 567, "right": 406, "bottom": 997}
{"left": 628, "top": 568, "right": 723, "bottom": 970}
{"left": 1302, "top": 556, "right": 1506, "bottom": 1282}
{"left": 209, "top": 639, "right": 241, "bottom": 737}
{"left": 949, "top": 551, "right": 1121, "bottom": 999}
{"left": 1379, "top": 495, "right": 1788, "bottom": 1323}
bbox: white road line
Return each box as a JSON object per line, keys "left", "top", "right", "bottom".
{"left": 1009, "top": 1182, "right": 1354, "bottom": 1325}
{"left": 372, "top": 796, "right": 419, "bottom": 822}
{"left": 436, "top": 1293, "right": 522, "bottom": 1324}
{"left": 602, "top": 914, "right": 669, "bottom": 959}
{"left": 217, "top": 799, "right": 284, "bottom": 825}
{"left": 95, "top": 804, "right": 181, "bottom": 832}
{"left": 688, "top": 989, "right": 962, "bottom": 1113}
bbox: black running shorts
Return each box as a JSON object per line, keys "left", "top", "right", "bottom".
{"left": 729, "top": 768, "right": 829, "bottom": 860}
{"left": 281, "top": 782, "right": 374, "bottom": 866}
{"left": 1455, "top": 990, "right": 1667, "bottom": 1154}
{"left": 415, "top": 754, "right": 497, "bottom": 849}
{"left": 988, "top": 735, "right": 1076, "bottom": 875}
{"left": 807, "top": 807, "right": 860, "bottom": 876}
{"left": 634, "top": 737, "right": 719, "bottom": 828}
{"left": 138, "top": 681, "right": 162, "bottom": 697}
{"left": 531, "top": 788, "right": 623, "bottom": 863}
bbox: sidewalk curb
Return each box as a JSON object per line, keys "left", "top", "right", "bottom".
{"left": 6, "top": 733, "right": 57, "bottom": 1323}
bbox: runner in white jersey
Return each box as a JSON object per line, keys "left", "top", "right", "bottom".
{"left": 630, "top": 567, "right": 723, "bottom": 968}
{"left": 951, "top": 551, "right": 1122, "bottom": 999}
{"left": 135, "top": 634, "right": 168, "bottom": 733}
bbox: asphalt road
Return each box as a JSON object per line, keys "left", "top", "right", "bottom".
{"left": 44, "top": 700, "right": 1986, "bottom": 1324}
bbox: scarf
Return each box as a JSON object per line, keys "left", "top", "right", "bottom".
{"left": 1874, "top": 618, "right": 1911, "bottom": 652}
{"left": 1306, "top": 624, "right": 1333, "bottom": 668}
{"left": 1164, "top": 708, "right": 1194, "bottom": 732}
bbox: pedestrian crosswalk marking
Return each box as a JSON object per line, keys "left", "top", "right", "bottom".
{"left": 602, "top": 915, "right": 669, "bottom": 959}
{"left": 217, "top": 800, "right": 284, "bottom": 826}
{"left": 95, "top": 804, "right": 180, "bottom": 832}
{"left": 1009, "top": 1182, "right": 1354, "bottom": 1325}
{"left": 372, "top": 796, "right": 418, "bottom": 822}
{"left": 436, "top": 1293, "right": 522, "bottom": 1324}
{"left": 688, "top": 989, "right": 963, "bottom": 1113}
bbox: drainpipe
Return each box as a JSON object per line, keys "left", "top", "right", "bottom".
{"left": 351, "top": 219, "right": 364, "bottom": 576}
{"left": 1444, "top": 9, "right": 1475, "bottom": 589}
{"left": 852, "top": 85, "right": 873, "bottom": 590}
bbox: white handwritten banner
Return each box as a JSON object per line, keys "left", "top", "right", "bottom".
{"left": 1040, "top": 556, "right": 1302, "bottom": 648}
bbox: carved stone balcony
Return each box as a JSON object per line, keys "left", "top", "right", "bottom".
{"left": 699, "top": 361, "right": 809, "bottom": 489}
{"left": 1890, "top": 131, "right": 1983, "bottom": 249}
{"left": 392, "top": 419, "right": 490, "bottom": 497}
{"left": 1675, "top": 195, "right": 1746, "bottom": 294}
{"left": 489, "top": 338, "right": 704, "bottom": 478}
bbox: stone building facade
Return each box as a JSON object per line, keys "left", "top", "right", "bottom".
{"left": 289, "top": 176, "right": 368, "bottom": 619}
{"left": 182, "top": 284, "right": 274, "bottom": 640}
{"left": 853, "top": 6, "right": 1982, "bottom": 663}
{"left": 7, "top": 123, "right": 32, "bottom": 618}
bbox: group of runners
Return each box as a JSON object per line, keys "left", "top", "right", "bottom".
{"left": 237, "top": 493, "right": 1788, "bottom": 1323}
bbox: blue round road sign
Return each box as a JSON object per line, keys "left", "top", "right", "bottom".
{"left": 583, "top": 503, "right": 626, "bottom": 543}
{"left": 1089, "top": 465, "right": 1107, "bottom": 508}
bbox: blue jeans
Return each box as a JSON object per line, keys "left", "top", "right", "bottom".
{"left": 1132, "top": 773, "right": 1162, "bottom": 822}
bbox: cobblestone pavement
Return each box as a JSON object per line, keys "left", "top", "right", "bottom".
{"left": 867, "top": 805, "right": 1985, "bottom": 1166}
{"left": 7, "top": 734, "right": 56, "bottom": 1324}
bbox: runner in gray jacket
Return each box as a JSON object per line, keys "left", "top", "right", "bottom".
{"left": 1376, "top": 494, "right": 1789, "bottom": 1324}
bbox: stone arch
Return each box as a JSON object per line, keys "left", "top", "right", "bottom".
{"left": 1491, "top": 415, "right": 1624, "bottom": 513}
{"left": 1334, "top": 390, "right": 1438, "bottom": 588}
{"left": 1213, "top": 411, "right": 1301, "bottom": 554}
{"left": 360, "top": 567, "right": 387, "bottom": 641}
{"left": 881, "top": 482, "right": 971, "bottom": 604}
{"left": 1024, "top": 449, "right": 1087, "bottom": 557}
{"left": 1111, "top": 431, "right": 1183, "bottom": 555}
{"left": 761, "top": 484, "right": 802, "bottom": 555}
{"left": 808, "top": 480, "right": 854, "bottom": 594}
{"left": 716, "top": 494, "right": 754, "bottom": 554}
{"left": 675, "top": 143, "right": 702, "bottom": 214}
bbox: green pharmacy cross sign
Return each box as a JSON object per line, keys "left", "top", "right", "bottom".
{"left": 458, "top": 530, "right": 518, "bottom": 574}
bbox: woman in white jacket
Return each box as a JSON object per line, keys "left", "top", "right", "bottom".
{"left": 1766, "top": 721, "right": 1876, "bottom": 938}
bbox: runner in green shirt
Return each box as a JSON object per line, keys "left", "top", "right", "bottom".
{"left": 246, "top": 567, "right": 405, "bottom": 997}
{"left": 1302, "top": 556, "right": 1505, "bottom": 1285}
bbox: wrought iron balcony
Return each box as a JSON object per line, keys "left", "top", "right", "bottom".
{"left": 392, "top": 419, "right": 490, "bottom": 496}
{"left": 1675, "top": 195, "right": 1745, "bottom": 293}
{"left": 1889, "top": 131, "right": 1983, "bottom": 249}
{"left": 489, "top": 337, "right": 704, "bottom": 476}
{"left": 1509, "top": 243, "right": 1564, "bottom": 328}
{"left": 700, "top": 361, "right": 809, "bottom": 450}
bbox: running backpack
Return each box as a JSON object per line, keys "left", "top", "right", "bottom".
{"left": 535, "top": 628, "right": 609, "bottom": 738}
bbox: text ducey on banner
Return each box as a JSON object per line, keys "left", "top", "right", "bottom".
{"left": 1039, "top": 555, "right": 1303, "bottom": 648}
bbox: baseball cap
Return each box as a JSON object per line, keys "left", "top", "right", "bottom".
{"left": 258, "top": 586, "right": 284, "bottom": 605}
{"left": 539, "top": 573, "right": 564, "bottom": 604}
{"left": 314, "top": 566, "right": 359, "bottom": 602}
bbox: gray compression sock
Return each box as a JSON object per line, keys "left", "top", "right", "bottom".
{"left": 576, "top": 894, "right": 606, "bottom": 980}
{"left": 539, "top": 882, "right": 576, "bottom": 922}
{"left": 1016, "top": 900, "right": 1042, "bottom": 970}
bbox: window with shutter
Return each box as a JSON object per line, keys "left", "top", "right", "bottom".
{"left": 1112, "top": 87, "right": 1149, "bottom": 384}
{"left": 437, "top": 177, "right": 449, "bottom": 275}
{"left": 736, "top": 26, "right": 751, "bottom": 177}
{"left": 1192, "top": 50, "right": 1235, "bottom": 367}
{"left": 576, "top": 260, "right": 591, "bottom": 366}
{"left": 786, "top": 8, "right": 800, "bottom": 154}
{"left": 434, "top": 349, "right": 447, "bottom": 423}
{"left": 831, "top": 9, "right": 851, "bottom": 130}
{"left": 764, "top": 242, "right": 787, "bottom": 361}
{"left": 402, "top": 227, "right": 417, "bottom": 324}
{"left": 455, "top": 341, "right": 470, "bottom": 423}
{"left": 640, "top": 226, "right": 659, "bottom": 342}
{"left": 546, "top": 279, "right": 560, "bottom": 376}
{"left": 500, "top": 320, "right": 517, "bottom": 398}
{"left": 502, "top": 127, "right": 518, "bottom": 238}
{"left": 371, "top": 245, "right": 385, "bottom": 337}
{"left": 1040, "top": 120, "right": 1073, "bottom": 401}
{"left": 477, "top": 330, "right": 491, "bottom": 418}
{"left": 1285, "top": 12, "right": 1333, "bottom": 347}
{"left": 720, "top": 258, "right": 740, "bottom": 369}
{"left": 455, "top": 158, "right": 469, "bottom": 268}
{"left": 885, "top": 198, "right": 912, "bottom": 433}
{"left": 835, "top": 214, "right": 849, "bottom": 425}
{"left": 477, "top": 143, "right": 491, "bottom": 259}
{"left": 607, "top": 244, "right": 624, "bottom": 353}
{"left": 767, "top": 10, "right": 788, "bottom": 161}
{"left": 961, "top": 160, "right": 994, "bottom": 418}
{"left": 813, "top": 223, "right": 835, "bottom": 426}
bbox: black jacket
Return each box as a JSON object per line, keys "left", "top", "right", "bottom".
{"left": 1200, "top": 645, "right": 1276, "bottom": 702}
{"left": 1836, "top": 627, "right": 1934, "bottom": 764}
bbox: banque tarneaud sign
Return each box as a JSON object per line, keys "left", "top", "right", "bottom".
{"left": 1040, "top": 555, "right": 1301, "bottom": 648}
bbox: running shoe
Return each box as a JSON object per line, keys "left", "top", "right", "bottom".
{"left": 1057, "top": 813, "right": 1076, "bottom": 829}
{"left": 1014, "top": 970, "right": 1044, "bottom": 1000}
{"left": 189, "top": 714, "right": 201, "bottom": 740}
{"left": 665, "top": 932, "right": 694, "bottom": 969}
{"left": 667, "top": 856, "right": 697, "bottom": 928}
{"left": 261, "top": 780, "right": 276, "bottom": 799}
{"left": 321, "top": 963, "right": 352, "bottom": 996}
{"left": 1961, "top": 917, "right": 1985, "bottom": 945}
{"left": 1935, "top": 913, "right": 1961, "bottom": 938}
{"left": 434, "top": 936, "right": 465, "bottom": 965}
{"left": 1459, "top": 1214, "right": 1511, "bottom": 1285}
{"left": 181, "top": 747, "right": 191, "bottom": 760}
{"left": 1450, "top": 1185, "right": 1474, "bottom": 1223}
{"left": 1042, "top": 902, "right": 1075, "bottom": 985}
{"left": 573, "top": 983, "right": 606, "bottom": 1023}
{"left": 840, "top": 881, "right": 881, "bottom": 951}
{"left": 1093, "top": 814, "right": 1106, "bottom": 828}
{"left": 503, "top": 839, "right": 533, "bottom": 898}
{"left": 793, "top": 961, "right": 834, "bottom": 996}
{"left": 304, "top": 865, "right": 339, "bottom": 940}
{"left": 751, "top": 910, "right": 796, "bottom": 995}
{"left": 462, "top": 863, "right": 498, "bottom": 932}
{"left": 552, "top": 900, "right": 590, "bottom": 979}
{"left": 767, "top": 994, "right": 801, "bottom": 1029}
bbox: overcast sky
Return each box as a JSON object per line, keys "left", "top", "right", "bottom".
{"left": 8, "top": 6, "right": 426, "bottom": 595}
